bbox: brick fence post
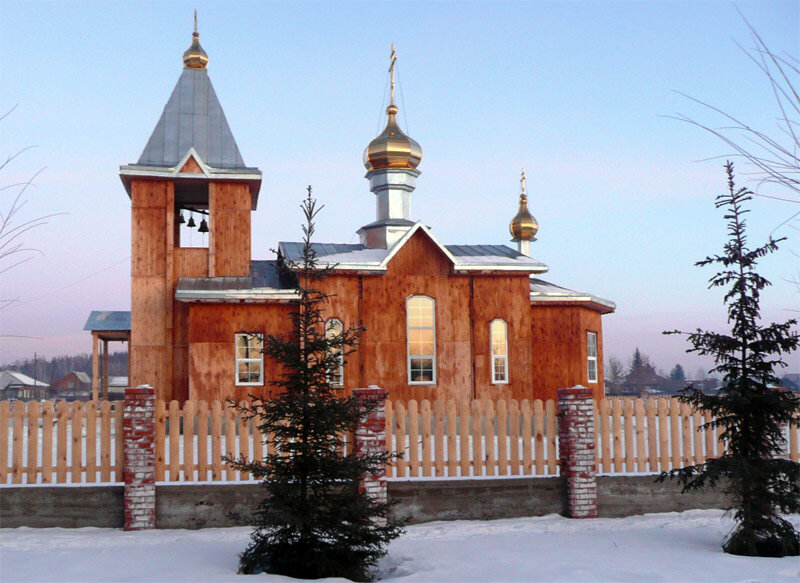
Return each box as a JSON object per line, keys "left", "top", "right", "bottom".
{"left": 353, "top": 386, "right": 387, "bottom": 506}
{"left": 557, "top": 385, "right": 597, "bottom": 518}
{"left": 123, "top": 385, "right": 156, "bottom": 530}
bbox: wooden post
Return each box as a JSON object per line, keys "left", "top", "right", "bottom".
{"left": 102, "top": 339, "right": 109, "bottom": 401}
{"left": 92, "top": 333, "right": 99, "bottom": 401}
{"left": 557, "top": 386, "right": 597, "bottom": 519}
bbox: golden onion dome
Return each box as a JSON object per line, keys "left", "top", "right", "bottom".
{"left": 183, "top": 12, "right": 209, "bottom": 69}
{"left": 364, "top": 44, "right": 422, "bottom": 171}
{"left": 363, "top": 105, "right": 422, "bottom": 171}
{"left": 509, "top": 170, "right": 538, "bottom": 240}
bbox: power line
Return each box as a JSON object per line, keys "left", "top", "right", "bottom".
{"left": 4, "top": 255, "right": 130, "bottom": 310}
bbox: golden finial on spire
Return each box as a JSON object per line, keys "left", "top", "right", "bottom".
{"left": 183, "top": 10, "right": 209, "bottom": 69}
{"left": 510, "top": 169, "right": 538, "bottom": 241}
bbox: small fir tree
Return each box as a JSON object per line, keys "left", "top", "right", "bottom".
{"left": 659, "top": 162, "right": 800, "bottom": 557}
{"left": 669, "top": 364, "right": 686, "bottom": 382}
{"left": 228, "top": 188, "right": 403, "bottom": 580}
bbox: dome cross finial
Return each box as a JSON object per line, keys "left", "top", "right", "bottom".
{"left": 520, "top": 168, "right": 527, "bottom": 200}
{"left": 194, "top": 9, "right": 198, "bottom": 35}
{"left": 389, "top": 43, "right": 397, "bottom": 108}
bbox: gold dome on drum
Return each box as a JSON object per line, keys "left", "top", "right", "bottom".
{"left": 363, "top": 105, "right": 422, "bottom": 171}
{"left": 183, "top": 11, "right": 209, "bottom": 69}
{"left": 364, "top": 44, "right": 422, "bottom": 171}
{"left": 509, "top": 169, "right": 538, "bottom": 240}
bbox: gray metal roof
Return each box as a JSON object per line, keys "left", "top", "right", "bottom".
{"left": 135, "top": 68, "right": 247, "bottom": 170}
{"left": 529, "top": 278, "right": 616, "bottom": 312}
{"left": 84, "top": 311, "right": 131, "bottom": 331}
{"left": 176, "top": 261, "right": 299, "bottom": 302}
{"left": 278, "top": 240, "right": 546, "bottom": 271}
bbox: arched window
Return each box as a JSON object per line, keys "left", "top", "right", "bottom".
{"left": 325, "top": 318, "right": 344, "bottom": 387}
{"left": 490, "top": 319, "right": 508, "bottom": 384}
{"left": 406, "top": 296, "right": 436, "bottom": 384}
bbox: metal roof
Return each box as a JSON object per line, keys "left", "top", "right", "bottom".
{"left": 0, "top": 370, "right": 49, "bottom": 390}
{"left": 176, "top": 260, "right": 299, "bottom": 302}
{"left": 135, "top": 68, "right": 248, "bottom": 170}
{"left": 83, "top": 311, "right": 131, "bottom": 331}
{"left": 529, "top": 278, "right": 616, "bottom": 312}
{"left": 279, "top": 232, "right": 547, "bottom": 273}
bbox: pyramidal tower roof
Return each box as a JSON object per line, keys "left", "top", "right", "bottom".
{"left": 120, "top": 17, "right": 261, "bottom": 201}
{"left": 136, "top": 66, "right": 247, "bottom": 169}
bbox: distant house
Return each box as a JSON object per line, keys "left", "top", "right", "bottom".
{"left": 106, "top": 376, "right": 129, "bottom": 401}
{"left": 52, "top": 372, "right": 92, "bottom": 401}
{"left": 0, "top": 371, "right": 52, "bottom": 401}
{"left": 780, "top": 374, "right": 800, "bottom": 392}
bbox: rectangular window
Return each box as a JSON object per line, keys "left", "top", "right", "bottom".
{"left": 407, "top": 296, "right": 436, "bottom": 384}
{"left": 235, "top": 333, "right": 264, "bottom": 386}
{"left": 491, "top": 319, "right": 509, "bottom": 384}
{"left": 325, "top": 319, "right": 344, "bottom": 387}
{"left": 587, "top": 332, "right": 598, "bottom": 383}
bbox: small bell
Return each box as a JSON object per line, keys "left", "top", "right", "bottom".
{"left": 198, "top": 218, "right": 209, "bottom": 233}
{"left": 187, "top": 212, "right": 196, "bottom": 228}
{"left": 178, "top": 212, "right": 186, "bottom": 224}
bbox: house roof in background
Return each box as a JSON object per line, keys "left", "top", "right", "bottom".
{"left": 83, "top": 311, "right": 131, "bottom": 332}
{"left": 0, "top": 370, "right": 49, "bottom": 391}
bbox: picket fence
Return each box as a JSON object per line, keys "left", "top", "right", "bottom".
{"left": 2, "top": 397, "right": 798, "bottom": 485}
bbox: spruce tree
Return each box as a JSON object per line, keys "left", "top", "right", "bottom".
{"left": 669, "top": 364, "right": 686, "bottom": 382}
{"left": 659, "top": 162, "right": 800, "bottom": 557}
{"left": 228, "top": 187, "right": 403, "bottom": 580}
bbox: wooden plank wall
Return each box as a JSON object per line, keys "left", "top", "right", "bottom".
{"left": 188, "top": 304, "right": 294, "bottom": 402}
{"left": 209, "top": 182, "right": 251, "bottom": 278}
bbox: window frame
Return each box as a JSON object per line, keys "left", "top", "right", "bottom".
{"left": 490, "top": 318, "right": 509, "bottom": 385}
{"left": 587, "top": 331, "right": 598, "bottom": 384}
{"left": 406, "top": 295, "right": 437, "bottom": 385}
{"left": 325, "top": 318, "right": 345, "bottom": 387}
{"left": 234, "top": 333, "right": 264, "bottom": 387}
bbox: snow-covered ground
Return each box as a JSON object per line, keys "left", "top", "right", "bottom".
{"left": 2, "top": 510, "right": 798, "bottom": 582}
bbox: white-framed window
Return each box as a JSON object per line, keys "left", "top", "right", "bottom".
{"left": 235, "top": 333, "right": 264, "bottom": 386}
{"left": 587, "top": 332, "right": 598, "bottom": 383}
{"left": 490, "top": 319, "right": 509, "bottom": 384}
{"left": 325, "top": 318, "right": 344, "bottom": 387}
{"left": 406, "top": 295, "right": 436, "bottom": 384}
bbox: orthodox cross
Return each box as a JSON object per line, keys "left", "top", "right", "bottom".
{"left": 389, "top": 43, "right": 397, "bottom": 105}
{"left": 520, "top": 168, "right": 528, "bottom": 199}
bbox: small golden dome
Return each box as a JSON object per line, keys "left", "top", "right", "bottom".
{"left": 509, "top": 170, "right": 538, "bottom": 240}
{"left": 183, "top": 12, "right": 208, "bottom": 69}
{"left": 363, "top": 105, "right": 423, "bottom": 171}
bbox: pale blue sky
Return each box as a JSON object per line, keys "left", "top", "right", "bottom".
{"left": 1, "top": 1, "right": 798, "bottom": 377}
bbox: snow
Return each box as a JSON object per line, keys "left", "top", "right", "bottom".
{"left": 2, "top": 510, "right": 799, "bottom": 582}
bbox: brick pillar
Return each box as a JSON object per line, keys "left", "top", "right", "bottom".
{"left": 123, "top": 385, "right": 156, "bottom": 530}
{"left": 353, "top": 386, "right": 387, "bottom": 506}
{"left": 557, "top": 385, "right": 597, "bottom": 518}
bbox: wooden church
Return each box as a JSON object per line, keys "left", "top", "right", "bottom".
{"left": 117, "top": 25, "right": 615, "bottom": 405}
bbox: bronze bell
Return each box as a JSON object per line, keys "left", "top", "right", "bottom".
{"left": 198, "top": 218, "right": 209, "bottom": 233}
{"left": 187, "top": 213, "right": 196, "bottom": 228}
{"left": 178, "top": 212, "right": 186, "bottom": 224}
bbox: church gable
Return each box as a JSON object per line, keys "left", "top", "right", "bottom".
{"left": 384, "top": 228, "right": 453, "bottom": 278}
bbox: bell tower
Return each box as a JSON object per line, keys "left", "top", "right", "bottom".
{"left": 119, "top": 15, "right": 262, "bottom": 401}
